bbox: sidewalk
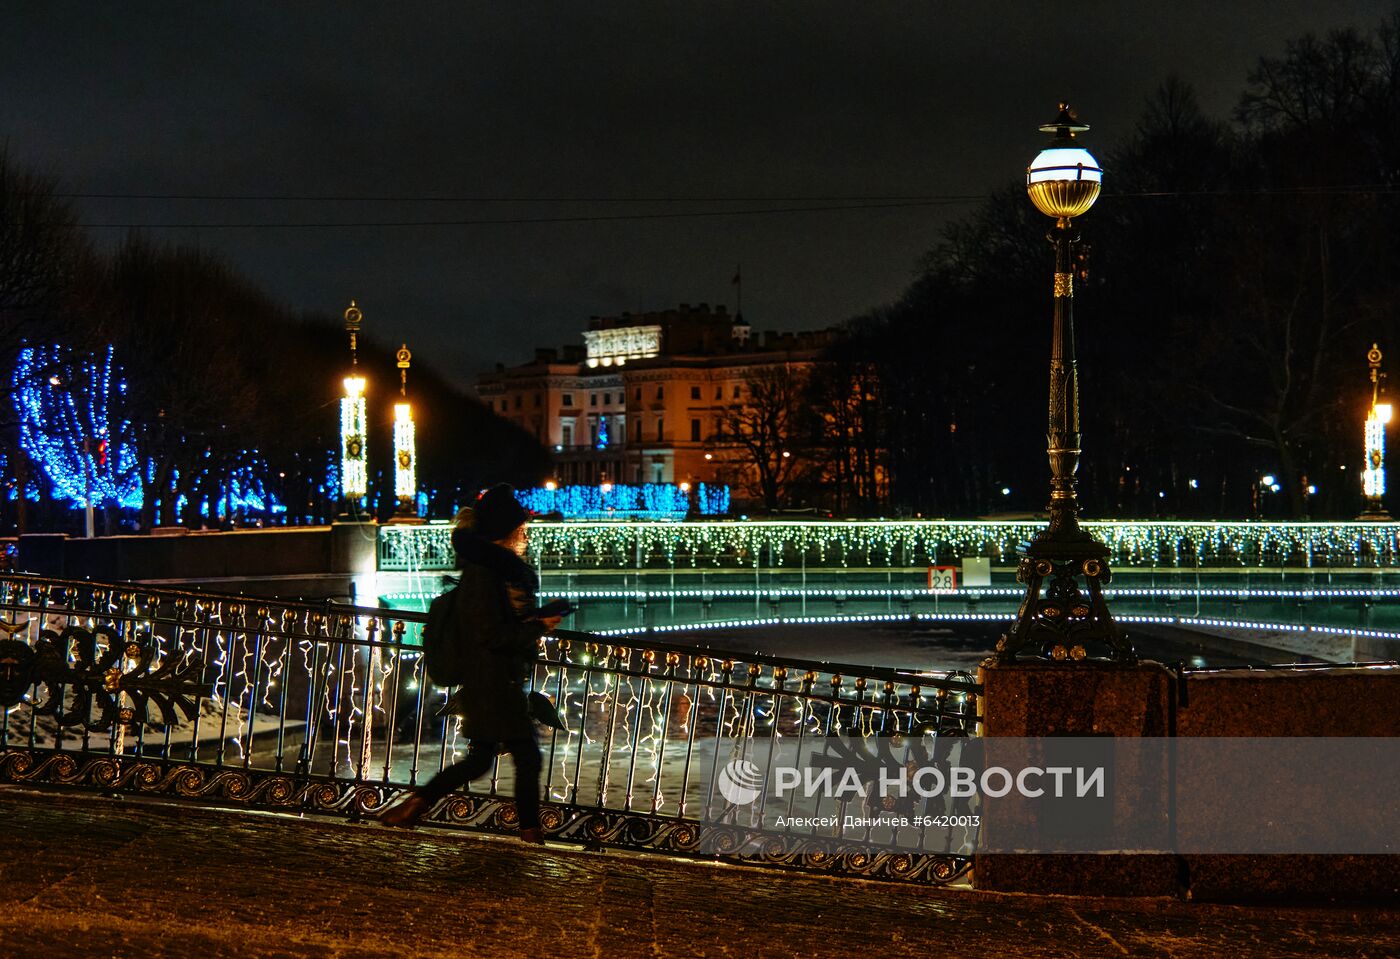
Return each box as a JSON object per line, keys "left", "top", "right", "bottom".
{"left": 1, "top": 787, "right": 1396, "bottom": 959}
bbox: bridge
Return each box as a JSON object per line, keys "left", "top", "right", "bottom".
{"left": 4, "top": 518, "right": 1398, "bottom": 893}
{"left": 8, "top": 523, "right": 1400, "bottom": 896}
{"left": 0, "top": 571, "right": 979, "bottom": 885}
{"left": 377, "top": 519, "right": 1400, "bottom": 656}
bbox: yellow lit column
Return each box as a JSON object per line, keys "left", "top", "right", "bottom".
{"left": 340, "top": 301, "right": 368, "bottom": 511}
{"left": 341, "top": 374, "right": 368, "bottom": 503}
{"left": 393, "top": 344, "right": 417, "bottom": 516}
{"left": 1362, "top": 343, "right": 1391, "bottom": 520}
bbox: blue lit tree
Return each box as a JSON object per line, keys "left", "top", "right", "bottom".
{"left": 13, "top": 344, "right": 143, "bottom": 512}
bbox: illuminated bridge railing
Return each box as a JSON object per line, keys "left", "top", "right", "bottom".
{"left": 379, "top": 520, "right": 1400, "bottom": 573}
{"left": 0, "top": 573, "right": 979, "bottom": 885}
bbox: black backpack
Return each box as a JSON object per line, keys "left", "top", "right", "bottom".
{"left": 421, "top": 584, "right": 466, "bottom": 685}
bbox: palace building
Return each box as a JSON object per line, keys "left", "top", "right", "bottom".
{"left": 477, "top": 303, "right": 833, "bottom": 488}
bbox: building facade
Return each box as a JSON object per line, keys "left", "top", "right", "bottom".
{"left": 477, "top": 303, "right": 833, "bottom": 489}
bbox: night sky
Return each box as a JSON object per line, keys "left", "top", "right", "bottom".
{"left": 2, "top": 2, "right": 1393, "bottom": 387}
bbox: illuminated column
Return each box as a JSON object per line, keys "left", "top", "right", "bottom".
{"left": 1361, "top": 343, "right": 1391, "bottom": 520}
{"left": 340, "top": 302, "right": 368, "bottom": 510}
{"left": 393, "top": 344, "right": 417, "bottom": 516}
{"left": 341, "top": 374, "right": 368, "bottom": 503}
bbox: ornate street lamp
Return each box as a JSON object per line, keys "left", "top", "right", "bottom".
{"left": 340, "top": 301, "right": 368, "bottom": 511}
{"left": 995, "top": 104, "right": 1134, "bottom": 663}
{"left": 393, "top": 343, "right": 418, "bottom": 518}
{"left": 1361, "top": 343, "right": 1391, "bottom": 521}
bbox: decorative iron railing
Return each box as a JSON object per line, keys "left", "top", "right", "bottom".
{"left": 0, "top": 573, "right": 980, "bottom": 885}
{"left": 379, "top": 520, "right": 1400, "bottom": 573}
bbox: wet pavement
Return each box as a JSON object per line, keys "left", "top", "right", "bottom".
{"left": 1, "top": 787, "right": 1397, "bottom": 958}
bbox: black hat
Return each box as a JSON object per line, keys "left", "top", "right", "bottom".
{"left": 473, "top": 484, "right": 530, "bottom": 541}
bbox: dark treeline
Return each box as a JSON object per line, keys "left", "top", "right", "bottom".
{"left": 0, "top": 158, "right": 548, "bottom": 534}
{"left": 803, "top": 16, "right": 1400, "bottom": 520}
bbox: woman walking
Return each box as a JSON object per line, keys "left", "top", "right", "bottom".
{"left": 380, "top": 484, "right": 560, "bottom": 843}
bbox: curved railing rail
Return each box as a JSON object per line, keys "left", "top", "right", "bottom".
{"left": 0, "top": 573, "right": 980, "bottom": 885}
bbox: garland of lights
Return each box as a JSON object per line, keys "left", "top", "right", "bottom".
{"left": 514, "top": 483, "right": 730, "bottom": 520}
{"left": 378, "top": 519, "right": 1400, "bottom": 572}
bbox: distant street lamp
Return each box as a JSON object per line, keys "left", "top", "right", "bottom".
{"left": 392, "top": 344, "right": 418, "bottom": 520}
{"left": 996, "top": 104, "right": 1134, "bottom": 663}
{"left": 340, "top": 302, "right": 368, "bottom": 514}
{"left": 1361, "top": 343, "right": 1391, "bottom": 521}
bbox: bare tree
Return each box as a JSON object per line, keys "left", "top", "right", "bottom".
{"left": 0, "top": 148, "right": 91, "bottom": 531}
{"left": 807, "top": 355, "right": 888, "bottom": 514}
{"left": 712, "top": 364, "right": 815, "bottom": 512}
{"left": 0, "top": 149, "right": 94, "bottom": 380}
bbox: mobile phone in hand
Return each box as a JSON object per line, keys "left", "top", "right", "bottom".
{"left": 534, "top": 598, "right": 576, "bottom": 618}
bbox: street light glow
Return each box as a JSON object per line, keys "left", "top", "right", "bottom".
{"left": 393, "top": 402, "right": 415, "bottom": 503}
{"left": 1363, "top": 344, "right": 1390, "bottom": 514}
{"left": 340, "top": 375, "right": 368, "bottom": 500}
{"left": 1026, "top": 147, "right": 1104, "bottom": 185}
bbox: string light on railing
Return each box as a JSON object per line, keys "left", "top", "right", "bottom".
{"left": 381, "top": 519, "right": 1400, "bottom": 574}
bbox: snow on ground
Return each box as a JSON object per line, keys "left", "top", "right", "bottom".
{"left": 655, "top": 621, "right": 1276, "bottom": 673}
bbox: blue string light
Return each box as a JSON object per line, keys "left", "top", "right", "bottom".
{"left": 12, "top": 343, "right": 287, "bottom": 520}
{"left": 14, "top": 344, "right": 143, "bottom": 509}
{"left": 515, "top": 483, "right": 731, "bottom": 520}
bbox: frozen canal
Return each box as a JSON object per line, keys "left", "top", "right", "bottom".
{"left": 646, "top": 621, "right": 1273, "bottom": 673}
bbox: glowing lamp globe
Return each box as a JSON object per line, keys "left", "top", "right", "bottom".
{"left": 1027, "top": 103, "right": 1102, "bottom": 221}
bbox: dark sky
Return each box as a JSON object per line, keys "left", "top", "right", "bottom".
{"left": 3, "top": 2, "right": 1394, "bottom": 388}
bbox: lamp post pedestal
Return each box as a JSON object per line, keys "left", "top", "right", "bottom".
{"left": 1359, "top": 501, "right": 1392, "bottom": 522}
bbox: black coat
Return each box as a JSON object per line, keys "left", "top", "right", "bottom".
{"left": 445, "top": 551, "right": 544, "bottom": 742}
